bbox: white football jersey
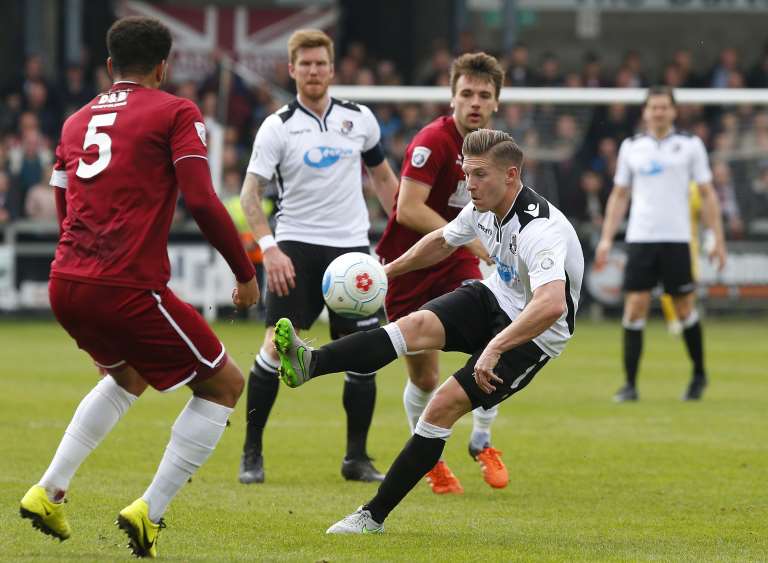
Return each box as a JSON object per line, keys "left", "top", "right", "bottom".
{"left": 246, "top": 97, "right": 384, "bottom": 247}
{"left": 443, "top": 186, "right": 584, "bottom": 357}
{"left": 614, "top": 130, "right": 712, "bottom": 243}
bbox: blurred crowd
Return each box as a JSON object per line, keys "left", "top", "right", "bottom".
{"left": 2, "top": 40, "right": 768, "bottom": 241}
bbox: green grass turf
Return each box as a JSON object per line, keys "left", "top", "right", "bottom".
{"left": 0, "top": 317, "right": 766, "bottom": 562}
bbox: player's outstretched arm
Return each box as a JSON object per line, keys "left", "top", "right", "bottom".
{"left": 698, "top": 182, "right": 727, "bottom": 272}
{"left": 175, "top": 158, "right": 258, "bottom": 308}
{"left": 473, "top": 280, "right": 566, "bottom": 394}
{"left": 385, "top": 228, "right": 457, "bottom": 279}
{"left": 367, "top": 159, "right": 398, "bottom": 217}
{"left": 240, "top": 172, "right": 295, "bottom": 296}
{"left": 595, "top": 185, "right": 630, "bottom": 269}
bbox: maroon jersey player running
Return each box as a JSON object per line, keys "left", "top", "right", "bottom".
{"left": 376, "top": 53, "right": 509, "bottom": 494}
{"left": 19, "top": 16, "right": 259, "bottom": 559}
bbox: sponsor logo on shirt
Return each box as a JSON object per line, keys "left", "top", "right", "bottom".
{"left": 493, "top": 256, "right": 518, "bottom": 284}
{"left": 194, "top": 122, "right": 207, "bottom": 147}
{"left": 411, "top": 146, "right": 431, "bottom": 168}
{"left": 303, "top": 146, "right": 354, "bottom": 168}
{"left": 91, "top": 90, "right": 129, "bottom": 109}
{"left": 639, "top": 159, "right": 664, "bottom": 176}
{"left": 476, "top": 223, "right": 493, "bottom": 236}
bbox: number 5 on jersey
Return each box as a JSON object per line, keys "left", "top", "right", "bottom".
{"left": 76, "top": 112, "right": 117, "bottom": 179}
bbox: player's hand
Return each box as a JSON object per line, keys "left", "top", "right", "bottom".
{"left": 709, "top": 241, "right": 727, "bottom": 272}
{"left": 232, "top": 276, "right": 260, "bottom": 309}
{"left": 473, "top": 346, "right": 504, "bottom": 394}
{"left": 262, "top": 246, "right": 296, "bottom": 296}
{"left": 466, "top": 239, "right": 494, "bottom": 266}
{"left": 594, "top": 239, "right": 612, "bottom": 271}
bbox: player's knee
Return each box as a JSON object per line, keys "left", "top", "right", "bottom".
{"left": 409, "top": 368, "right": 439, "bottom": 392}
{"left": 397, "top": 311, "right": 432, "bottom": 349}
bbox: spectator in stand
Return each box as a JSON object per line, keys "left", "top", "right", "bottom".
{"left": 23, "top": 80, "right": 59, "bottom": 139}
{"left": 661, "top": 63, "right": 684, "bottom": 88}
{"left": 537, "top": 52, "right": 563, "bottom": 87}
{"left": 582, "top": 52, "right": 606, "bottom": 88}
{"left": 579, "top": 169, "right": 607, "bottom": 228}
{"left": 1, "top": 92, "right": 23, "bottom": 136}
{"left": 25, "top": 181, "right": 57, "bottom": 222}
{"left": 60, "top": 65, "right": 95, "bottom": 118}
{"left": 506, "top": 42, "right": 534, "bottom": 86}
{"left": 175, "top": 80, "right": 199, "bottom": 103}
{"left": 672, "top": 49, "right": 699, "bottom": 87}
{"left": 336, "top": 55, "right": 359, "bottom": 84}
{"left": 418, "top": 45, "right": 453, "bottom": 85}
{"left": 620, "top": 50, "right": 647, "bottom": 87}
{"left": 8, "top": 128, "right": 52, "bottom": 216}
{"left": 747, "top": 45, "right": 768, "bottom": 88}
{"left": 376, "top": 104, "right": 402, "bottom": 149}
{"left": 708, "top": 47, "right": 741, "bottom": 88}
{"left": 494, "top": 104, "right": 533, "bottom": 141}
{"left": 711, "top": 160, "right": 744, "bottom": 239}
{"left": 376, "top": 60, "right": 402, "bottom": 86}
{"left": 0, "top": 170, "right": 14, "bottom": 224}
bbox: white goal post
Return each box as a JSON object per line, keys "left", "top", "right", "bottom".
{"left": 329, "top": 86, "right": 768, "bottom": 105}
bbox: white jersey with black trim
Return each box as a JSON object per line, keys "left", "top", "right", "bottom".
{"left": 246, "top": 97, "right": 384, "bottom": 247}
{"left": 443, "top": 186, "right": 584, "bottom": 357}
{"left": 614, "top": 130, "right": 712, "bottom": 243}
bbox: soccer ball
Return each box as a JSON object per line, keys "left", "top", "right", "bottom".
{"left": 322, "top": 252, "right": 387, "bottom": 318}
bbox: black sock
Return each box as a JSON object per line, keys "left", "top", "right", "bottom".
{"left": 364, "top": 434, "right": 446, "bottom": 523}
{"left": 343, "top": 373, "right": 376, "bottom": 459}
{"left": 623, "top": 327, "right": 643, "bottom": 387}
{"left": 243, "top": 362, "right": 279, "bottom": 455}
{"left": 311, "top": 328, "right": 397, "bottom": 378}
{"left": 682, "top": 321, "right": 705, "bottom": 380}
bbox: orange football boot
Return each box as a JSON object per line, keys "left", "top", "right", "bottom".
{"left": 474, "top": 446, "right": 508, "bottom": 489}
{"left": 425, "top": 460, "right": 463, "bottom": 494}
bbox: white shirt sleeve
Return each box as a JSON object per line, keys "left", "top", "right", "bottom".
{"left": 613, "top": 138, "right": 633, "bottom": 187}
{"left": 442, "top": 203, "right": 478, "bottom": 247}
{"left": 690, "top": 136, "right": 713, "bottom": 184}
{"left": 360, "top": 104, "right": 382, "bottom": 152}
{"left": 519, "top": 220, "right": 567, "bottom": 292}
{"left": 246, "top": 114, "right": 284, "bottom": 180}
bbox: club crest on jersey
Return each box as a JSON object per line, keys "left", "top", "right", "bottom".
{"left": 509, "top": 234, "right": 517, "bottom": 255}
{"left": 340, "top": 120, "right": 354, "bottom": 136}
{"left": 194, "top": 122, "right": 207, "bottom": 147}
{"left": 411, "top": 146, "right": 431, "bottom": 168}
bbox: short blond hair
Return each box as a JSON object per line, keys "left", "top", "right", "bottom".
{"left": 288, "top": 29, "right": 334, "bottom": 65}
{"left": 462, "top": 129, "right": 523, "bottom": 168}
{"left": 450, "top": 52, "right": 505, "bottom": 100}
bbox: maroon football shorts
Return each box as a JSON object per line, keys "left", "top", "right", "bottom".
{"left": 385, "top": 256, "right": 482, "bottom": 322}
{"left": 49, "top": 278, "right": 228, "bottom": 391}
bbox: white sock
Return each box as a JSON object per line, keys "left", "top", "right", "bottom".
{"left": 414, "top": 418, "right": 453, "bottom": 441}
{"left": 142, "top": 396, "right": 233, "bottom": 522}
{"left": 39, "top": 375, "right": 137, "bottom": 500}
{"left": 403, "top": 379, "right": 435, "bottom": 433}
{"left": 383, "top": 323, "right": 408, "bottom": 357}
{"left": 470, "top": 404, "right": 498, "bottom": 450}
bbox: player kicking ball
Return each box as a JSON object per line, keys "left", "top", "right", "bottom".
{"left": 19, "top": 16, "right": 259, "bottom": 557}
{"left": 375, "top": 52, "right": 509, "bottom": 494}
{"left": 274, "top": 129, "right": 584, "bottom": 533}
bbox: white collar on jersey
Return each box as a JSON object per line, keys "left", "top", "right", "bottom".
{"left": 112, "top": 80, "right": 140, "bottom": 86}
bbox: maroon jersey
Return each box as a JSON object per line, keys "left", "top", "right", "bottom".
{"left": 50, "top": 82, "right": 209, "bottom": 289}
{"left": 376, "top": 116, "right": 474, "bottom": 263}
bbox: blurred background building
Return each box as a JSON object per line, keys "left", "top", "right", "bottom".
{"left": 1, "top": 0, "right": 767, "bottom": 314}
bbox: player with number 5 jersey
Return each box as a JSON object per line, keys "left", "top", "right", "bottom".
{"left": 21, "top": 16, "right": 259, "bottom": 559}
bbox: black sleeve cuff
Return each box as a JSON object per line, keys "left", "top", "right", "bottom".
{"left": 362, "top": 143, "right": 385, "bottom": 167}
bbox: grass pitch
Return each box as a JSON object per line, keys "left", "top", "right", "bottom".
{"left": 1, "top": 317, "right": 766, "bottom": 562}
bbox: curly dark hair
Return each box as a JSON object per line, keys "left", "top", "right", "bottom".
{"left": 106, "top": 16, "right": 172, "bottom": 75}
